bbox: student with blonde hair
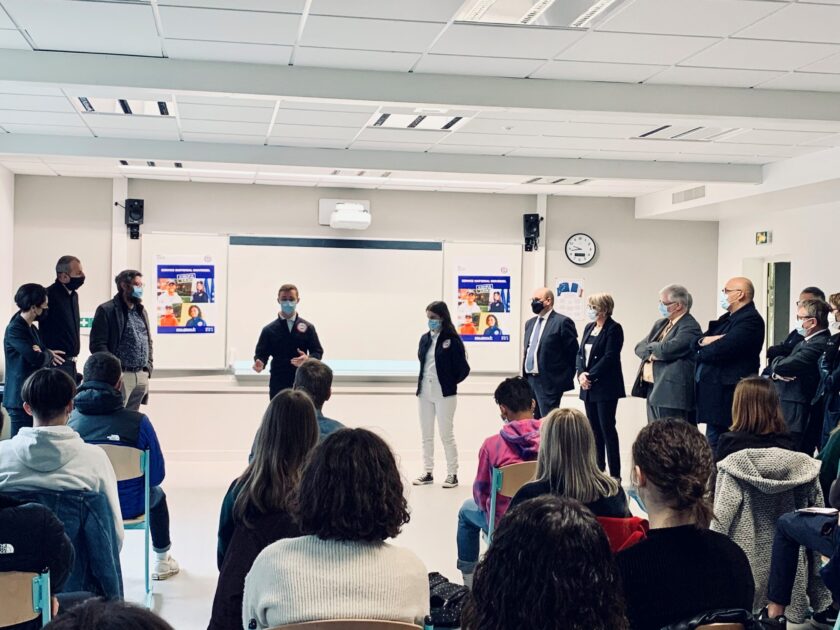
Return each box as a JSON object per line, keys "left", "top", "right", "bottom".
{"left": 508, "top": 408, "right": 629, "bottom": 517}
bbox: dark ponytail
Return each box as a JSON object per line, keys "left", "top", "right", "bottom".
{"left": 632, "top": 419, "right": 714, "bottom": 528}
{"left": 426, "top": 301, "right": 458, "bottom": 337}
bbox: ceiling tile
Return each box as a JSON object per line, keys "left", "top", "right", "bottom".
{"left": 0, "top": 81, "right": 62, "bottom": 96}
{"left": 427, "top": 144, "right": 514, "bottom": 156}
{"left": 0, "top": 123, "right": 91, "bottom": 136}
{"left": 0, "top": 161, "right": 55, "bottom": 174}
{"left": 273, "top": 107, "right": 368, "bottom": 127}
{"left": 300, "top": 16, "right": 444, "bottom": 52}
{"left": 266, "top": 137, "right": 348, "bottom": 148}
{"left": 505, "top": 147, "right": 590, "bottom": 158}
{"left": 180, "top": 118, "right": 267, "bottom": 134}
{"left": 736, "top": 3, "right": 840, "bottom": 44}
{"left": 432, "top": 23, "right": 584, "bottom": 59}
{"left": 2, "top": 0, "right": 162, "bottom": 56}
{"left": 530, "top": 60, "right": 663, "bottom": 82}
{"left": 85, "top": 115, "right": 179, "bottom": 132}
{"left": 158, "top": 6, "right": 299, "bottom": 44}
{"left": 94, "top": 128, "right": 181, "bottom": 141}
{"left": 269, "top": 124, "right": 359, "bottom": 140}
{"left": 414, "top": 54, "right": 543, "bottom": 78}
{"left": 558, "top": 32, "right": 719, "bottom": 65}
{"left": 176, "top": 95, "right": 276, "bottom": 108}
{"left": 0, "top": 28, "right": 29, "bottom": 49}
{"left": 350, "top": 141, "right": 432, "bottom": 152}
{"left": 599, "top": 0, "right": 781, "bottom": 37}
{"left": 719, "top": 128, "right": 835, "bottom": 145}
{"left": 682, "top": 39, "right": 840, "bottom": 71}
{"left": 158, "top": 0, "right": 304, "bottom": 11}
{"left": 0, "top": 9, "right": 14, "bottom": 28}
{"left": 276, "top": 100, "right": 377, "bottom": 114}
{"left": 309, "top": 0, "right": 463, "bottom": 22}
{"left": 646, "top": 66, "right": 784, "bottom": 87}
{"left": 355, "top": 128, "right": 448, "bottom": 143}
{"left": 676, "top": 141, "right": 816, "bottom": 157}
{"left": 182, "top": 131, "right": 266, "bottom": 144}
{"left": 801, "top": 133, "right": 840, "bottom": 148}
{"left": 0, "top": 110, "right": 83, "bottom": 126}
{"left": 178, "top": 103, "right": 274, "bottom": 123}
{"left": 756, "top": 72, "right": 840, "bottom": 91}
{"left": 801, "top": 51, "right": 840, "bottom": 74}
{"left": 166, "top": 39, "right": 292, "bottom": 64}
{"left": 458, "top": 118, "right": 651, "bottom": 138}
{"left": 293, "top": 47, "right": 419, "bottom": 71}
{"left": 0, "top": 94, "right": 74, "bottom": 112}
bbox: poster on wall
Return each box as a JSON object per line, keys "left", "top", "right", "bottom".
{"left": 553, "top": 277, "right": 585, "bottom": 321}
{"left": 156, "top": 257, "right": 217, "bottom": 334}
{"left": 456, "top": 272, "right": 512, "bottom": 342}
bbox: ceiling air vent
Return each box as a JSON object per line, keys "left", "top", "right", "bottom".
{"left": 672, "top": 185, "right": 706, "bottom": 205}
{"left": 329, "top": 170, "right": 391, "bottom": 178}
{"left": 637, "top": 125, "right": 742, "bottom": 142}
{"left": 77, "top": 97, "right": 175, "bottom": 117}
{"left": 368, "top": 111, "right": 469, "bottom": 131}
{"left": 523, "top": 177, "right": 590, "bottom": 185}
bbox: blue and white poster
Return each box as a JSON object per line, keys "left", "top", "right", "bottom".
{"left": 156, "top": 261, "right": 216, "bottom": 334}
{"left": 457, "top": 275, "right": 511, "bottom": 343}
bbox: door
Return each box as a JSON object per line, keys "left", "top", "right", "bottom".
{"left": 767, "top": 261, "right": 791, "bottom": 348}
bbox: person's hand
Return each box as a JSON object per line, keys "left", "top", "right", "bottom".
{"left": 50, "top": 350, "right": 66, "bottom": 366}
{"left": 700, "top": 334, "right": 725, "bottom": 347}
{"left": 252, "top": 359, "right": 265, "bottom": 373}
{"left": 51, "top": 596, "right": 59, "bottom": 617}
{"left": 579, "top": 373, "right": 591, "bottom": 390}
{"left": 773, "top": 373, "right": 796, "bottom": 382}
{"left": 32, "top": 345, "right": 41, "bottom": 353}
{"left": 290, "top": 349, "right": 307, "bottom": 367}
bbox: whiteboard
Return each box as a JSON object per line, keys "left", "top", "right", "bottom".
{"left": 227, "top": 238, "right": 443, "bottom": 366}
{"left": 140, "top": 233, "right": 229, "bottom": 370}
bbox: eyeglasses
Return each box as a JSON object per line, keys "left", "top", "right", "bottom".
{"left": 660, "top": 301, "right": 675, "bottom": 307}
{"left": 796, "top": 315, "right": 815, "bottom": 322}
{"left": 723, "top": 288, "right": 742, "bottom": 294}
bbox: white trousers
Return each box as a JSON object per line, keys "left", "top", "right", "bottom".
{"left": 418, "top": 377, "right": 458, "bottom": 476}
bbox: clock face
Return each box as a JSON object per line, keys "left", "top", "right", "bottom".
{"left": 565, "top": 233, "right": 597, "bottom": 266}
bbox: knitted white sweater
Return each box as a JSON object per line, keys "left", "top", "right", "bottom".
{"left": 242, "top": 535, "right": 429, "bottom": 629}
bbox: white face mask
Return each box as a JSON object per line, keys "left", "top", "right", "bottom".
{"left": 831, "top": 321, "right": 840, "bottom": 334}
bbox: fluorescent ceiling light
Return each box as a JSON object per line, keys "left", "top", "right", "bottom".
{"left": 570, "top": 0, "right": 620, "bottom": 28}
{"left": 77, "top": 97, "right": 175, "bottom": 116}
{"left": 519, "top": 0, "right": 557, "bottom": 24}
{"left": 456, "top": 0, "right": 626, "bottom": 28}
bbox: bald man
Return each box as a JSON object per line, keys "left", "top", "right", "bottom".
{"left": 523, "top": 287, "right": 579, "bottom": 417}
{"left": 695, "top": 276, "right": 766, "bottom": 449}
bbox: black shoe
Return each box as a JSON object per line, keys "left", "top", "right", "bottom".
{"left": 412, "top": 472, "right": 433, "bottom": 486}
{"left": 442, "top": 475, "right": 459, "bottom": 488}
{"left": 811, "top": 606, "right": 838, "bottom": 628}
{"left": 757, "top": 607, "right": 787, "bottom": 630}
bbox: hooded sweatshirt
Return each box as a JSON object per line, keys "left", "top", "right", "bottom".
{"left": 0, "top": 425, "right": 124, "bottom": 548}
{"left": 712, "top": 447, "right": 828, "bottom": 623}
{"left": 473, "top": 417, "right": 541, "bottom": 525}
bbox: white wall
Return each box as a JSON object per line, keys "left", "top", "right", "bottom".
{"left": 0, "top": 165, "right": 13, "bottom": 377}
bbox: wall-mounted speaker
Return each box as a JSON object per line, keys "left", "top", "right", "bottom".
{"left": 523, "top": 213, "right": 541, "bottom": 251}
{"left": 125, "top": 198, "right": 144, "bottom": 239}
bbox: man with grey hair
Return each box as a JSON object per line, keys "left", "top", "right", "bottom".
{"left": 633, "top": 284, "right": 703, "bottom": 422}
{"left": 40, "top": 255, "right": 85, "bottom": 381}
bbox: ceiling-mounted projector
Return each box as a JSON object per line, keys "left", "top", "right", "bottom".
{"left": 319, "top": 199, "right": 372, "bottom": 230}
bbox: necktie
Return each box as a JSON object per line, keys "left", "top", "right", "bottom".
{"left": 525, "top": 318, "right": 543, "bottom": 373}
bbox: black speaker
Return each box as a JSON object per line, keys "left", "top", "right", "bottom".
{"left": 523, "top": 213, "right": 541, "bottom": 251}
{"left": 125, "top": 199, "right": 144, "bottom": 226}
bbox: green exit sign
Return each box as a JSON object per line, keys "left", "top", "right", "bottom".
{"left": 80, "top": 317, "right": 94, "bottom": 330}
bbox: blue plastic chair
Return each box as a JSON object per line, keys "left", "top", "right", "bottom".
{"left": 485, "top": 461, "right": 538, "bottom": 544}
{"left": 99, "top": 445, "right": 152, "bottom": 608}
{"left": 0, "top": 569, "right": 51, "bottom": 627}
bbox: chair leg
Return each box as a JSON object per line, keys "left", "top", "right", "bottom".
{"left": 144, "top": 523, "right": 152, "bottom": 609}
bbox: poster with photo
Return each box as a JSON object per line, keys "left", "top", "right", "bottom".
{"left": 553, "top": 277, "right": 585, "bottom": 321}
{"left": 456, "top": 275, "right": 511, "bottom": 342}
{"left": 156, "top": 262, "right": 216, "bottom": 334}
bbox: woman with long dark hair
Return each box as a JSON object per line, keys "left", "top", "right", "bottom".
{"left": 209, "top": 389, "right": 319, "bottom": 630}
{"left": 413, "top": 300, "right": 470, "bottom": 488}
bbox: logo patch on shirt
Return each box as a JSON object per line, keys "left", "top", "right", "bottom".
{"left": 442, "top": 339, "right": 451, "bottom": 349}
{"left": 107, "top": 434, "right": 121, "bottom": 441}
{"left": 296, "top": 322, "right": 308, "bottom": 333}
{"left": 0, "top": 543, "right": 15, "bottom": 554}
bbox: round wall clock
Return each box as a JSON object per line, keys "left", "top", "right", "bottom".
{"left": 565, "top": 233, "right": 597, "bottom": 266}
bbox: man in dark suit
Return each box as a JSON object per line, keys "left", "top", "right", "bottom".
{"left": 695, "top": 277, "right": 766, "bottom": 450}
{"left": 633, "top": 284, "right": 703, "bottom": 422}
{"left": 770, "top": 298, "right": 831, "bottom": 454}
{"left": 523, "top": 287, "right": 579, "bottom": 417}
{"left": 762, "top": 286, "right": 825, "bottom": 376}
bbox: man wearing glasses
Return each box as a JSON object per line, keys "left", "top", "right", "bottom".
{"left": 763, "top": 287, "right": 825, "bottom": 372}
{"left": 695, "top": 277, "right": 766, "bottom": 450}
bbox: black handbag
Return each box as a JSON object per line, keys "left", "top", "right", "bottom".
{"left": 428, "top": 572, "right": 469, "bottom": 628}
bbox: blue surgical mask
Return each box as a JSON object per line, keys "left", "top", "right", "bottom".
{"left": 428, "top": 319, "right": 441, "bottom": 331}
{"left": 586, "top": 307, "right": 598, "bottom": 322}
{"left": 719, "top": 292, "right": 730, "bottom": 311}
{"left": 132, "top": 286, "right": 143, "bottom": 300}
{"left": 627, "top": 486, "right": 647, "bottom": 513}
{"left": 658, "top": 302, "right": 670, "bottom": 318}
{"left": 279, "top": 300, "right": 296, "bottom": 315}
{"left": 796, "top": 325, "right": 807, "bottom": 337}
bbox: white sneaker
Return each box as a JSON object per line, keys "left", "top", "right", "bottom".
{"left": 152, "top": 554, "right": 180, "bottom": 580}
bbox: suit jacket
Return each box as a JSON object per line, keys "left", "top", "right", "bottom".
{"left": 771, "top": 330, "right": 831, "bottom": 434}
{"left": 577, "top": 318, "right": 625, "bottom": 402}
{"left": 2, "top": 314, "right": 54, "bottom": 410}
{"left": 523, "top": 310, "right": 579, "bottom": 398}
{"left": 633, "top": 313, "right": 702, "bottom": 411}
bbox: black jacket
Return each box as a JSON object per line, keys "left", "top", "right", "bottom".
{"left": 523, "top": 310, "right": 579, "bottom": 398}
{"left": 765, "top": 329, "right": 804, "bottom": 365}
{"left": 40, "top": 281, "right": 81, "bottom": 358}
{"left": 577, "top": 318, "right": 626, "bottom": 402}
{"left": 416, "top": 329, "right": 470, "bottom": 397}
{"left": 3, "top": 314, "right": 53, "bottom": 410}
{"left": 815, "top": 332, "right": 840, "bottom": 404}
{"left": 771, "top": 330, "right": 831, "bottom": 434}
{"left": 89, "top": 295, "right": 154, "bottom": 374}
{"left": 254, "top": 315, "right": 323, "bottom": 394}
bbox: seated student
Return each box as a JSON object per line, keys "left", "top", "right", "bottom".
{"left": 243, "top": 428, "right": 429, "bottom": 629}
{"left": 616, "top": 420, "right": 754, "bottom": 630}
{"left": 456, "top": 376, "right": 541, "bottom": 586}
{"left": 461, "top": 495, "right": 629, "bottom": 630}
{"left": 0, "top": 491, "right": 74, "bottom": 630}
{"left": 293, "top": 358, "right": 346, "bottom": 438}
{"left": 715, "top": 376, "right": 796, "bottom": 462}
{"left": 0, "top": 368, "right": 123, "bottom": 548}
{"left": 43, "top": 597, "right": 174, "bottom": 630}
{"left": 68, "top": 352, "right": 177, "bottom": 580}
{"left": 209, "top": 389, "right": 319, "bottom": 630}
{"left": 509, "top": 407, "right": 629, "bottom": 517}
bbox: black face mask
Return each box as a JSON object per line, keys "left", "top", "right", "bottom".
{"left": 531, "top": 299, "right": 545, "bottom": 315}
{"left": 66, "top": 276, "right": 85, "bottom": 291}
{"left": 36, "top": 308, "right": 49, "bottom": 322}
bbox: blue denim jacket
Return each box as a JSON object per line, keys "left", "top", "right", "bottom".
{"left": 6, "top": 489, "right": 123, "bottom": 599}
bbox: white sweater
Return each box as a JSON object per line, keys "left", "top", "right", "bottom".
{"left": 243, "top": 536, "right": 430, "bottom": 629}
{"left": 0, "top": 425, "right": 124, "bottom": 547}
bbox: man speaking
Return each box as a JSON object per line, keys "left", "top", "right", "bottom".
{"left": 253, "top": 284, "right": 324, "bottom": 399}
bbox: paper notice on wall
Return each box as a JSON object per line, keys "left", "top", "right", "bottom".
{"left": 553, "top": 277, "right": 585, "bottom": 321}
{"left": 156, "top": 255, "right": 217, "bottom": 334}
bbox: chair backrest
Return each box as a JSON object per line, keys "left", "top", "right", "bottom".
{"left": 597, "top": 516, "right": 649, "bottom": 553}
{"left": 0, "top": 570, "right": 50, "bottom": 626}
{"left": 495, "top": 461, "right": 538, "bottom": 498}
{"left": 97, "top": 444, "right": 145, "bottom": 482}
{"left": 272, "top": 621, "right": 424, "bottom": 629}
